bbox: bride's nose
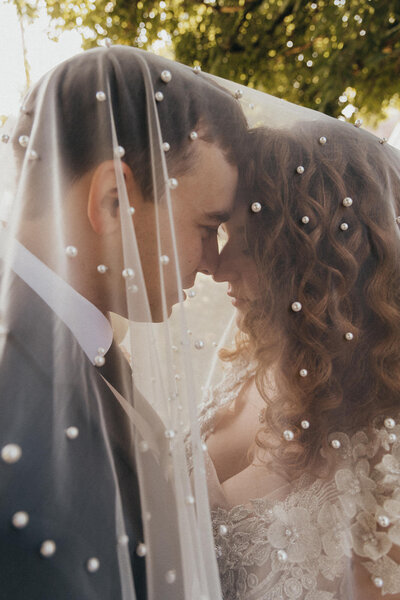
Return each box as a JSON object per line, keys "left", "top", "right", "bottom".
{"left": 213, "top": 245, "right": 238, "bottom": 283}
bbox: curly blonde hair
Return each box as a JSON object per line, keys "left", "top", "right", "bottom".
{"left": 224, "top": 120, "right": 400, "bottom": 475}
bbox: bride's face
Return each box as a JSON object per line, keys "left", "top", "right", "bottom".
{"left": 213, "top": 203, "right": 259, "bottom": 327}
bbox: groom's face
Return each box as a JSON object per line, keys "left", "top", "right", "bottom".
{"left": 135, "top": 141, "right": 238, "bottom": 321}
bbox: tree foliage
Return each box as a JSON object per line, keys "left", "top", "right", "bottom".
{"left": 43, "top": 0, "right": 400, "bottom": 121}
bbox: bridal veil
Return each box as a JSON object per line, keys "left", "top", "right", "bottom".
{"left": 1, "top": 44, "right": 400, "bottom": 600}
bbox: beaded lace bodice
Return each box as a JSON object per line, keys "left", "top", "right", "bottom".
{"left": 199, "top": 360, "right": 400, "bottom": 599}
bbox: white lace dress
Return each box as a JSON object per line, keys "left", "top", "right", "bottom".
{"left": 197, "top": 359, "right": 400, "bottom": 599}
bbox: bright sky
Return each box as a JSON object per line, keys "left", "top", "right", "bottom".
{"left": 0, "top": 0, "right": 82, "bottom": 118}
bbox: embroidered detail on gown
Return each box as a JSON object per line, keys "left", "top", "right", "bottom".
{"left": 197, "top": 359, "right": 400, "bottom": 599}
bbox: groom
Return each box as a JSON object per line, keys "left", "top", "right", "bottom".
{"left": 0, "top": 47, "right": 246, "bottom": 599}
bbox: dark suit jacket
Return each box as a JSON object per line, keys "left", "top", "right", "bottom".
{"left": 0, "top": 271, "right": 147, "bottom": 599}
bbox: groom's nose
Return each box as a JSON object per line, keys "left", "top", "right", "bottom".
{"left": 198, "top": 235, "right": 219, "bottom": 276}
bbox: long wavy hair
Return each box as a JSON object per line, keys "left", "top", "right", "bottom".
{"left": 225, "top": 120, "right": 400, "bottom": 476}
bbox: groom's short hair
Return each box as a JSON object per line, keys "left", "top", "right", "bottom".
{"left": 13, "top": 47, "right": 247, "bottom": 217}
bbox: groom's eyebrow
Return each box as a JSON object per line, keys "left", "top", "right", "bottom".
{"left": 204, "top": 210, "right": 231, "bottom": 223}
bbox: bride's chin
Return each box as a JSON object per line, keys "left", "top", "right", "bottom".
{"left": 234, "top": 308, "right": 246, "bottom": 329}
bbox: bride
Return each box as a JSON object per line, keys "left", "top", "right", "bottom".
{"left": 200, "top": 119, "right": 400, "bottom": 599}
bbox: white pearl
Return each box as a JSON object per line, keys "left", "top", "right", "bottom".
{"left": 138, "top": 440, "right": 149, "bottom": 453}
{"left": 319, "top": 136, "right": 327, "bottom": 145}
{"left": 331, "top": 439, "right": 341, "bottom": 449}
{"left": 162, "top": 142, "right": 170, "bottom": 152}
{"left": 373, "top": 577, "right": 383, "bottom": 588}
{"left": 1, "top": 444, "right": 22, "bottom": 464}
{"left": 251, "top": 201, "right": 262, "bottom": 213}
{"left": 301, "top": 216, "right": 309, "bottom": 224}
{"left": 234, "top": 89, "right": 243, "bottom": 99}
{"left": 344, "top": 332, "right": 354, "bottom": 341}
{"left": 136, "top": 543, "right": 147, "bottom": 557}
{"left": 384, "top": 418, "right": 396, "bottom": 429}
{"left": 118, "top": 534, "right": 129, "bottom": 545}
{"left": 160, "top": 70, "right": 172, "bottom": 83}
{"left": 277, "top": 549, "right": 288, "bottom": 561}
{"left": 65, "top": 426, "right": 79, "bottom": 440}
{"left": 218, "top": 524, "right": 228, "bottom": 536}
{"left": 96, "top": 91, "right": 106, "bottom": 102}
{"left": 168, "top": 177, "right": 178, "bottom": 189}
{"left": 299, "top": 368, "right": 308, "bottom": 377}
{"left": 188, "top": 290, "right": 196, "bottom": 298}
{"left": 40, "top": 540, "right": 56, "bottom": 557}
{"left": 189, "top": 131, "right": 198, "bottom": 141}
{"left": 194, "top": 340, "right": 204, "bottom": 349}
{"left": 296, "top": 165, "right": 305, "bottom": 174}
{"left": 94, "top": 355, "right": 106, "bottom": 367}
{"left": 165, "top": 570, "right": 176, "bottom": 584}
{"left": 340, "top": 222, "right": 349, "bottom": 231}
{"left": 1, "top": 134, "right": 10, "bottom": 143}
{"left": 301, "top": 420, "right": 310, "bottom": 429}
{"left": 86, "top": 557, "right": 100, "bottom": 572}
{"left": 128, "top": 206, "right": 135, "bottom": 215}
{"left": 160, "top": 255, "right": 170, "bottom": 266}
{"left": 283, "top": 430, "right": 294, "bottom": 441}
{"left": 12, "top": 511, "right": 29, "bottom": 529}
{"left": 389, "top": 433, "right": 397, "bottom": 443}
{"left": 122, "top": 268, "right": 135, "bottom": 278}
{"left": 155, "top": 91, "right": 164, "bottom": 102}
{"left": 65, "top": 245, "right": 78, "bottom": 258}
{"left": 193, "top": 65, "right": 202, "bottom": 73}
{"left": 186, "top": 495, "right": 195, "bottom": 505}
{"left": 379, "top": 137, "right": 388, "bottom": 144}
{"left": 27, "top": 150, "right": 39, "bottom": 160}
{"left": 378, "top": 515, "right": 390, "bottom": 528}
{"left": 114, "top": 145, "right": 125, "bottom": 158}
{"left": 354, "top": 118, "right": 362, "bottom": 128}
{"left": 99, "top": 348, "right": 107, "bottom": 358}
{"left": 342, "top": 197, "right": 353, "bottom": 207}
{"left": 97, "top": 264, "right": 108, "bottom": 274}
{"left": 164, "top": 429, "right": 175, "bottom": 439}
{"left": 18, "top": 135, "right": 29, "bottom": 147}
{"left": 291, "top": 301, "right": 302, "bottom": 312}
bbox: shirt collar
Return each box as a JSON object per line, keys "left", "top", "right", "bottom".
{"left": 0, "top": 233, "right": 113, "bottom": 364}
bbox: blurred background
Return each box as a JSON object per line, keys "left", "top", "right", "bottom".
{"left": 2, "top": 0, "right": 400, "bottom": 132}
{"left": 1, "top": 0, "right": 400, "bottom": 388}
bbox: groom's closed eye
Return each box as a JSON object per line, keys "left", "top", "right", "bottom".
{"left": 203, "top": 210, "right": 232, "bottom": 225}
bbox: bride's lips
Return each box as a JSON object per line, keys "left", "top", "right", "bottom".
{"left": 227, "top": 285, "right": 246, "bottom": 307}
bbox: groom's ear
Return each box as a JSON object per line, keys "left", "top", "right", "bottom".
{"left": 87, "top": 160, "right": 137, "bottom": 235}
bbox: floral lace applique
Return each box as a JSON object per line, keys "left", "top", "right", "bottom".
{"left": 203, "top": 365, "right": 400, "bottom": 598}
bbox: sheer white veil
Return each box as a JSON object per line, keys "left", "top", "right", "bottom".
{"left": 0, "top": 46, "right": 247, "bottom": 599}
